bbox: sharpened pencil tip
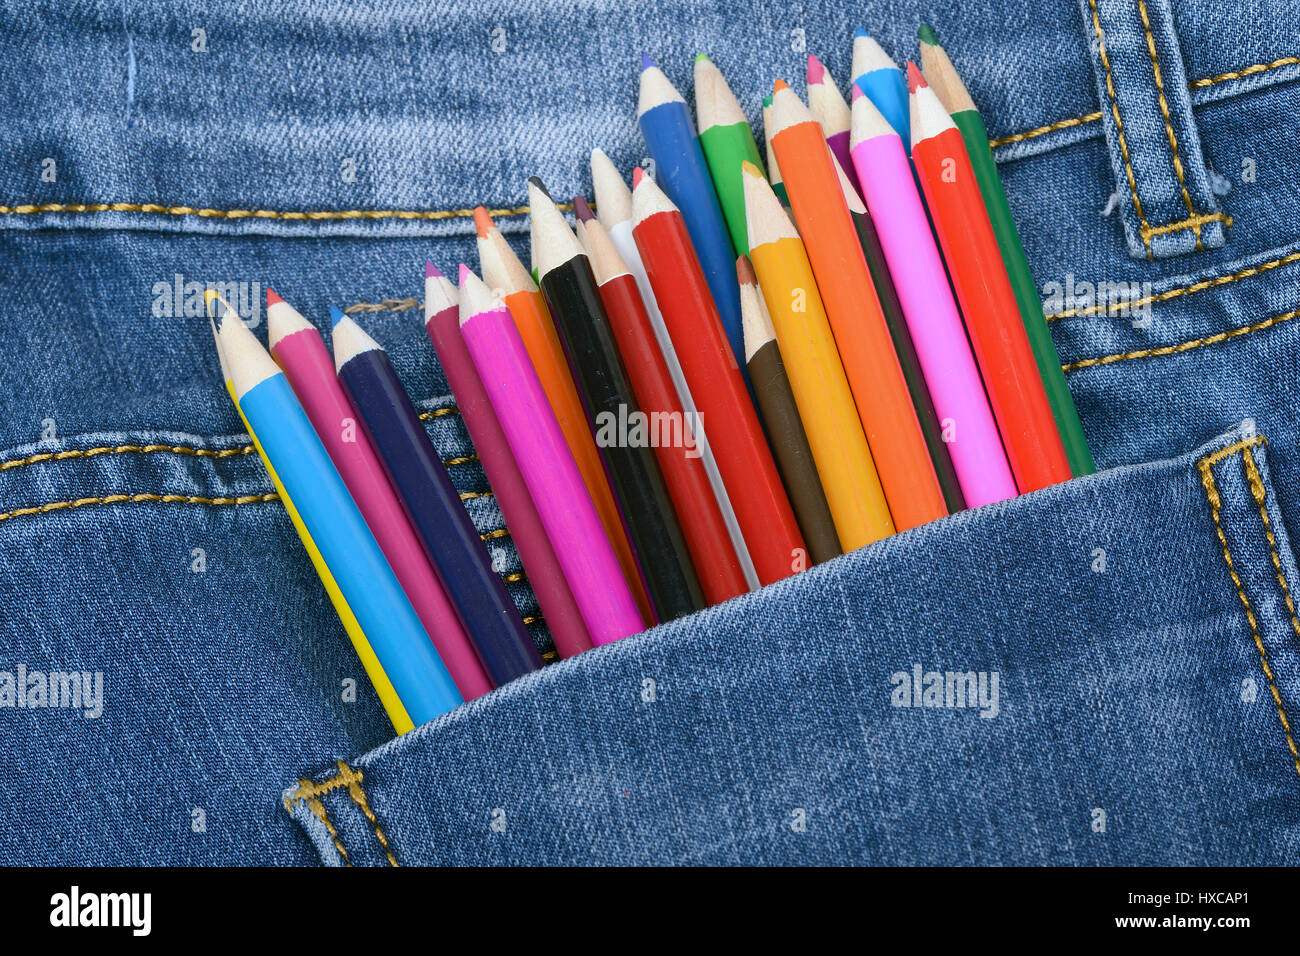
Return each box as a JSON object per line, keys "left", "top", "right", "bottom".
{"left": 632, "top": 166, "right": 646, "bottom": 188}
{"left": 329, "top": 305, "right": 347, "bottom": 327}
{"left": 640, "top": 52, "right": 656, "bottom": 71}
{"left": 918, "top": 23, "right": 939, "bottom": 46}
{"left": 528, "top": 176, "right": 553, "bottom": 202}
{"left": 458, "top": 263, "right": 472, "bottom": 284}
{"left": 773, "top": 78, "right": 790, "bottom": 93}
{"left": 740, "top": 160, "right": 763, "bottom": 179}
{"left": 472, "top": 206, "right": 494, "bottom": 238}
{"left": 854, "top": 27, "right": 870, "bottom": 39}
{"left": 806, "top": 53, "right": 825, "bottom": 85}
{"left": 694, "top": 52, "right": 709, "bottom": 63}
{"left": 265, "top": 288, "right": 283, "bottom": 308}
{"left": 735, "top": 254, "right": 757, "bottom": 286}
{"left": 572, "top": 195, "right": 595, "bottom": 223}
{"left": 906, "top": 61, "right": 926, "bottom": 92}
{"left": 850, "top": 82, "right": 865, "bottom": 101}
{"left": 425, "top": 260, "right": 443, "bottom": 279}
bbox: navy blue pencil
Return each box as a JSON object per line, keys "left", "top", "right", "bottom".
{"left": 330, "top": 307, "right": 543, "bottom": 685}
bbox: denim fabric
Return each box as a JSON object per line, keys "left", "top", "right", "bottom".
{"left": 2, "top": 0, "right": 1299, "bottom": 865}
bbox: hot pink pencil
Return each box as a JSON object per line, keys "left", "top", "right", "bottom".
{"left": 265, "top": 289, "right": 492, "bottom": 698}
{"left": 847, "top": 89, "right": 1016, "bottom": 507}
{"left": 424, "top": 263, "right": 593, "bottom": 659}
{"left": 457, "top": 264, "right": 643, "bottom": 646}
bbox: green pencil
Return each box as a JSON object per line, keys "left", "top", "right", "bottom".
{"left": 919, "top": 25, "right": 1095, "bottom": 476}
{"left": 695, "top": 53, "right": 766, "bottom": 257}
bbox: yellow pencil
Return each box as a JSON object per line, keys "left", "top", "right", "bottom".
{"left": 206, "top": 293, "right": 414, "bottom": 734}
{"left": 740, "top": 163, "right": 894, "bottom": 549}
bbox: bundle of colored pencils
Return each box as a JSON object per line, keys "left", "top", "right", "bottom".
{"left": 203, "top": 25, "right": 1092, "bottom": 731}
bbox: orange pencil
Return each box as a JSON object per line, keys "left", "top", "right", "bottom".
{"left": 768, "top": 79, "right": 946, "bottom": 530}
{"left": 476, "top": 207, "right": 653, "bottom": 624}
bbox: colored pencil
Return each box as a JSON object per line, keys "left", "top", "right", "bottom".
{"left": 458, "top": 265, "right": 644, "bottom": 645}
{"left": 849, "top": 89, "right": 1017, "bottom": 508}
{"left": 266, "top": 291, "right": 493, "bottom": 699}
{"left": 475, "top": 207, "right": 653, "bottom": 625}
{"left": 761, "top": 94, "right": 791, "bottom": 210}
{"left": 331, "top": 308, "right": 542, "bottom": 684}
{"left": 806, "top": 53, "right": 860, "bottom": 195}
{"left": 908, "top": 65, "right": 1072, "bottom": 493}
{"left": 631, "top": 168, "right": 807, "bottom": 583}
{"left": 637, "top": 55, "right": 747, "bottom": 378}
{"left": 741, "top": 166, "right": 895, "bottom": 550}
{"left": 589, "top": 149, "right": 760, "bottom": 593}
{"left": 852, "top": 29, "right": 909, "bottom": 142}
{"left": 737, "top": 255, "right": 843, "bottom": 565}
{"left": 769, "top": 79, "right": 947, "bottom": 529}
{"left": 579, "top": 203, "right": 750, "bottom": 603}
{"left": 919, "top": 26, "right": 1095, "bottom": 476}
{"left": 424, "top": 265, "right": 594, "bottom": 659}
{"left": 212, "top": 297, "right": 463, "bottom": 728}
{"left": 207, "top": 304, "right": 415, "bottom": 734}
{"left": 530, "top": 180, "right": 705, "bottom": 621}
{"left": 829, "top": 150, "right": 966, "bottom": 513}
{"left": 694, "top": 53, "right": 766, "bottom": 257}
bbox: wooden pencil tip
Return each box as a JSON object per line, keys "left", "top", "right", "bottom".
{"left": 632, "top": 166, "right": 647, "bottom": 188}
{"left": 735, "top": 254, "right": 757, "bottom": 285}
{"left": 425, "top": 260, "right": 443, "bottom": 279}
{"left": 854, "top": 27, "right": 870, "bottom": 39}
{"left": 906, "top": 61, "right": 926, "bottom": 92}
{"left": 694, "top": 52, "right": 709, "bottom": 63}
{"left": 640, "top": 52, "right": 656, "bottom": 71}
{"left": 472, "top": 206, "right": 495, "bottom": 238}
{"left": 774, "top": 77, "right": 790, "bottom": 93}
{"left": 528, "top": 176, "right": 554, "bottom": 202}
{"left": 850, "top": 82, "right": 864, "bottom": 101}
{"left": 740, "top": 159, "right": 763, "bottom": 179}
{"left": 806, "top": 54, "right": 825, "bottom": 85}
{"left": 265, "top": 287, "right": 283, "bottom": 308}
{"left": 458, "top": 263, "right": 473, "bottom": 285}
{"left": 329, "top": 305, "right": 347, "bottom": 327}
{"left": 572, "top": 195, "right": 596, "bottom": 223}
{"left": 918, "top": 23, "right": 940, "bottom": 46}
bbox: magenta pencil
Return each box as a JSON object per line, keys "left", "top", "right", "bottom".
{"left": 457, "top": 264, "right": 643, "bottom": 646}
{"left": 265, "top": 289, "right": 493, "bottom": 698}
{"left": 848, "top": 89, "right": 1016, "bottom": 507}
{"left": 424, "top": 263, "right": 593, "bottom": 659}
{"left": 807, "top": 53, "right": 860, "bottom": 196}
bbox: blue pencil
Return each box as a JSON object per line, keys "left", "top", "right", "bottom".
{"left": 330, "top": 307, "right": 543, "bottom": 686}
{"left": 215, "top": 304, "right": 463, "bottom": 726}
{"left": 851, "top": 30, "right": 909, "bottom": 143}
{"left": 637, "top": 55, "right": 749, "bottom": 387}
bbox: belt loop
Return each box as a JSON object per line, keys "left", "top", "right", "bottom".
{"left": 1080, "top": 0, "right": 1230, "bottom": 259}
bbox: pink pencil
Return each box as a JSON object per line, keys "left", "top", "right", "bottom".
{"left": 265, "top": 289, "right": 493, "bottom": 698}
{"left": 424, "top": 263, "right": 593, "bottom": 659}
{"left": 847, "top": 89, "right": 1016, "bottom": 507}
{"left": 807, "top": 53, "right": 861, "bottom": 196}
{"left": 457, "top": 264, "right": 643, "bottom": 646}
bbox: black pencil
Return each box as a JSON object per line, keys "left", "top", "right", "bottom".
{"left": 528, "top": 179, "right": 704, "bottom": 623}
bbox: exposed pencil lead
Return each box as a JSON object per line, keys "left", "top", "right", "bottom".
{"left": 329, "top": 305, "right": 347, "bottom": 327}
{"left": 906, "top": 61, "right": 926, "bottom": 92}
{"left": 472, "top": 206, "right": 494, "bottom": 238}
{"left": 265, "top": 288, "right": 284, "bottom": 308}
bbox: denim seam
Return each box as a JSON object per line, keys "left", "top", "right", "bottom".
{"left": 1061, "top": 304, "right": 1300, "bottom": 371}
{"left": 0, "top": 491, "right": 279, "bottom": 524}
{"left": 283, "top": 780, "right": 352, "bottom": 866}
{"left": 1047, "top": 250, "right": 1300, "bottom": 320}
{"left": 1087, "top": 0, "right": 1152, "bottom": 253}
{"left": 988, "top": 55, "right": 1300, "bottom": 149}
{"left": 1242, "top": 446, "right": 1300, "bottom": 655}
{"left": 331, "top": 760, "right": 400, "bottom": 867}
{"left": 1137, "top": 0, "right": 1201, "bottom": 247}
{"left": 1197, "top": 438, "right": 1300, "bottom": 781}
{"left": 0, "top": 442, "right": 256, "bottom": 471}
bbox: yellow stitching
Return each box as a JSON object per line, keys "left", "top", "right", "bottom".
{"left": 445, "top": 455, "right": 479, "bottom": 466}
{"left": 0, "top": 442, "right": 256, "bottom": 472}
{"left": 332, "top": 761, "right": 399, "bottom": 867}
{"left": 1189, "top": 56, "right": 1300, "bottom": 88}
{"left": 0, "top": 201, "right": 572, "bottom": 221}
{"left": 419, "top": 407, "right": 459, "bottom": 421}
{"left": 0, "top": 491, "right": 279, "bottom": 524}
{"left": 1198, "top": 434, "right": 1266, "bottom": 469}
{"left": 459, "top": 490, "right": 494, "bottom": 501}
{"left": 1062, "top": 306, "right": 1300, "bottom": 372}
{"left": 1088, "top": 0, "right": 1153, "bottom": 255}
{"left": 284, "top": 782, "right": 351, "bottom": 866}
{"left": 522, "top": 615, "right": 540, "bottom": 625}
{"left": 989, "top": 111, "right": 1105, "bottom": 148}
{"left": 1138, "top": 0, "right": 1202, "bottom": 247}
{"left": 988, "top": 57, "right": 1300, "bottom": 149}
{"left": 1197, "top": 448, "right": 1300, "bottom": 781}
{"left": 1140, "top": 211, "right": 1231, "bottom": 240}
{"left": 1047, "top": 250, "right": 1300, "bottom": 320}
{"left": 345, "top": 299, "right": 422, "bottom": 315}
{"left": 542, "top": 650, "right": 559, "bottom": 662}
{"left": 1242, "top": 445, "right": 1300, "bottom": 650}
{"left": 481, "top": 527, "right": 510, "bottom": 541}
{"left": 502, "top": 571, "right": 525, "bottom": 583}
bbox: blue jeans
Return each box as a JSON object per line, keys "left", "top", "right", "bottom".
{"left": 1, "top": 0, "right": 1298, "bottom": 864}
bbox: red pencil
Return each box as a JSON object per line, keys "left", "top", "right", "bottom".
{"left": 630, "top": 169, "right": 807, "bottom": 582}
{"left": 577, "top": 199, "right": 749, "bottom": 605}
{"left": 908, "top": 63, "right": 1070, "bottom": 492}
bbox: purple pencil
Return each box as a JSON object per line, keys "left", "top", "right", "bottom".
{"left": 848, "top": 86, "right": 1016, "bottom": 507}
{"left": 457, "top": 264, "right": 644, "bottom": 646}
{"left": 424, "top": 263, "right": 593, "bottom": 660}
{"left": 807, "top": 53, "right": 860, "bottom": 196}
